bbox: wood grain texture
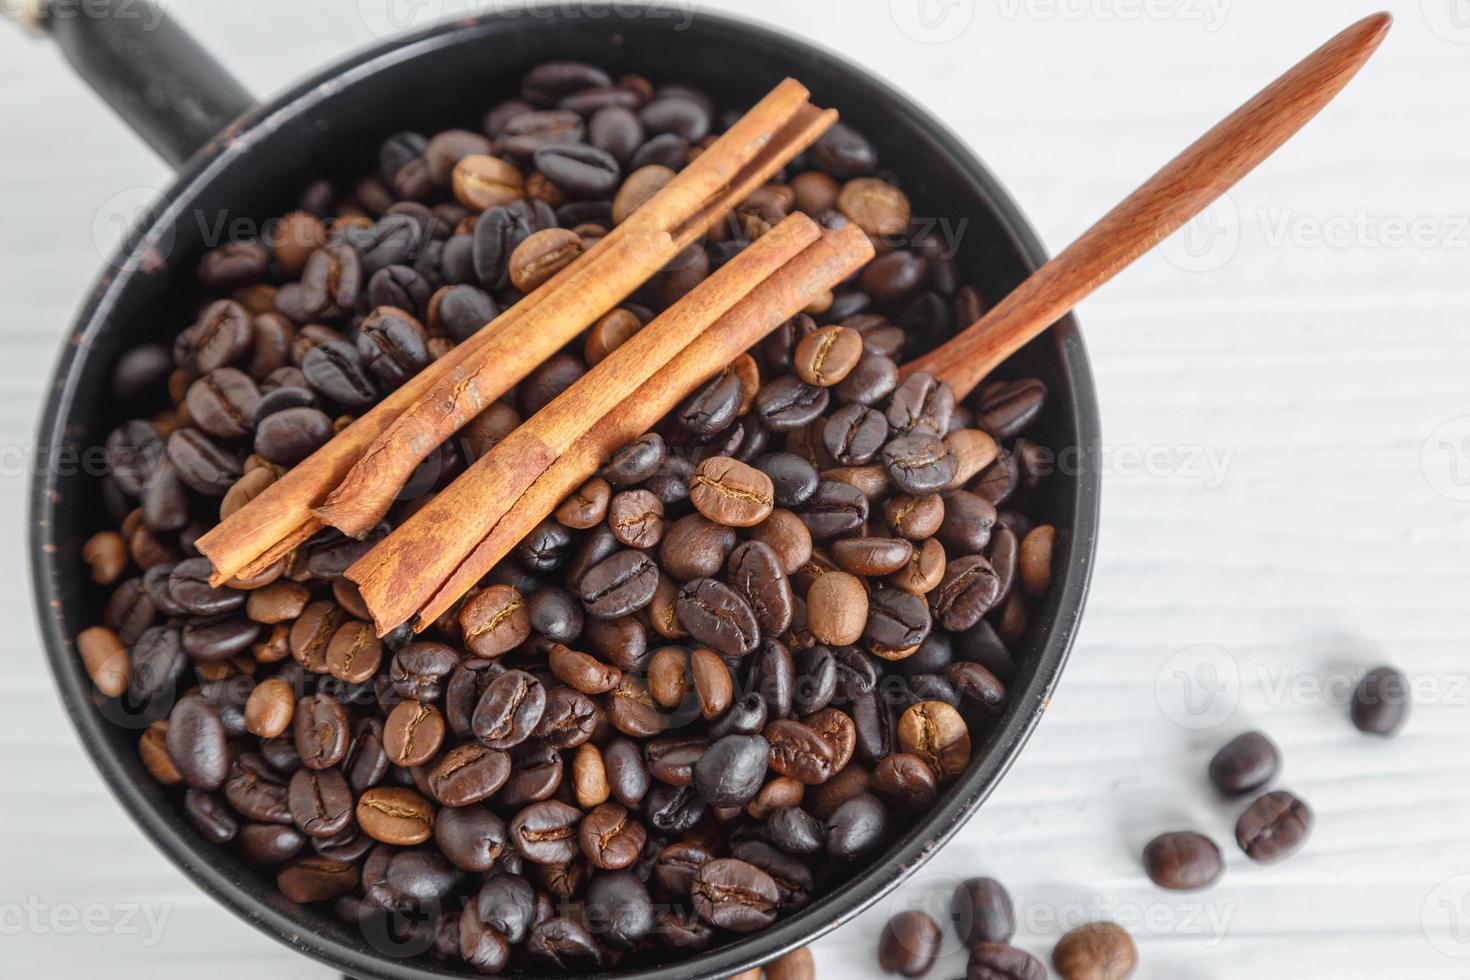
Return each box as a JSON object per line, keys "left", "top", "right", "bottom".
{"left": 902, "top": 12, "right": 1392, "bottom": 398}
{"left": 4, "top": 2, "right": 1467, "bottom": 978}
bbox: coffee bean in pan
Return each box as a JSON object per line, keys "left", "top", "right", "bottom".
{"left": 80, "top": 58, "right": 1072, "bottom": 972}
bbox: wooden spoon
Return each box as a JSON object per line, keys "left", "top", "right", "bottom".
{"left": 902, "top": 11, "right": 1393, "bottom": 398}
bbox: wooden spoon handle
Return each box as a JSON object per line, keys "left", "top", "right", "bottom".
{"left": 902, "top": 11, "right": 1392, "bottom": 398}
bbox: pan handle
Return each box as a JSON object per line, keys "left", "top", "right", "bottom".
{"left": 19, "top": 0, "right": 255, "bottom": 169}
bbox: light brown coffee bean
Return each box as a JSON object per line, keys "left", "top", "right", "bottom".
{"left": 356, "top": 786, "right": 435, "bottom": 845}
{"left": 451, "top": 154, "right": 524, "bottom": 209}
{"left": 690, "top": 647, "right": 733, "bottom": 720}
{"left": 897, "top": 701, "right": 971, "bottom": 780}
{"left": 140, "top": 720, "right": 183, "bottom": 786}
{"left": 750, "top": 508, "right": 813, "bottom": 576}
{"left": 729, "top": 353, "right": 761, "bottom": 415}
{"left": 584, "top": 309, "right": 642, "bottom": 366}
{"left": 837, "top": 177, "right": 911, "bottom": 239}
{"left": 831, "top": 536, "right": 913, "bottom": 576}
{"left": 244, "top": 677, "right": 296, "bottom": 738}
{"left": 331, "top": 578, "right": 372, "bottom": 621}
{"left": 254, "top": 623, "right": 291, "bottom": 664}
{"left": 274, "top": 210, "right": 326, "bottom": 277}
{"left": 794, "top": 325, "right": 863, "bottom": 387}
{"left": 1020, "top": 524, "right": 1055, "bottom": 598}
{"left": 690, "top": 456, "right": 774, "bottom": 527}
{"left": 289, "top": 600, "right": 343, "bottom": 673}
{"left": 648, "top": 574, "right": 687, "bottom": 640}
{"left": 77, "top": 626, "right": 129, "bottom": 697}
{"left": 548, "top": 644, "right": 621, "bottom": 694}
{"left": 573, "top": 742, "right": 610, "bottom": 808}
{"left": 384, "top": 699, "right": 446, "bottom": 767}
{"left": 325, "top": 619, "right": 382, "bottom": 685}
{"left": 246, "top": 580, "right": 309, "bottom": 624}
{"left": 883, "top": 493, "right": 944, "bottom": 541}
{"left": 82, "top": 532, "right": 128, "bottom": 585}
{"left": 945, "top": 428, "right": 999, "bottom": 489}
{"left": 509, "top": 228, "right": 584, "bottom": 293}
{"left": 807, "top": 571, "right": 868, "bottom": 646}
{"left": 221, "top": 467, "right": 275, "bottom": 520}
{"left": 1052, "top": 921, "right": 1138, "bottom": 980}
{"left": 648, "top": 647, "right": 690, "bottom": 709}
{"left": 555, "top": 476, "right": 611, "bottom": 529}
{"left": 888, "top": 538, "right": 946, "bottom": 595}
{"left": 792, "top": 170, "right": 840, "bottom": 216}
{"left": 612, "top": 164, "right": 675, "bottom": 224}
{"left": 460, "top": 584, "right": 530, "bottom": 658}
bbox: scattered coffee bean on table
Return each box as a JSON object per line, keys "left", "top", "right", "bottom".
{"left": 952, "top": 875, "right": 1015, "bottom": 946}
{"left": 968, "top": 941, "right": 1047, "bottom": 980}
{"left": 1208, "top": 730, "right": 1279, "bottom": 797}
{"left": 1142, "top": 830, "right": 1224, "bottom": 891}
{"left": 878, "top": 910, "right": 943, "bottom": 977}
{"left": 75, "top": 58, "right": 1065, "bottom": 975}
{"left": 1350, "top": 664, "right": 1410, "bottom": 736}
{"left": 1236, "top": 789, "right": 1313, "bottom": 863}
{"left": 1051, "top": 921, "right": 1137, "bottom": 980}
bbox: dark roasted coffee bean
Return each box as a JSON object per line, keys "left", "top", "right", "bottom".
{"left": 293, "top": 693, "right": 349, "bottom": 770}
{"left": 182, "top": 615, "right": 260, "bottom": 661}
{"left": 1144, "top": 831, "right": 1224, "bottom": 891}
{"left": 801, "top": 479, "right": 868, "bottom": 539}
{"left": 755, "top": 452, "right": 820, "bottom": 508}
{"left": 810, "top": 122, "right": 877, "bottom": 177}
{"left": 677, "top": 578, "right": 760, "bottom": 657}
{"left": 872, "top": 752, "right": 938, "bottom": 811}
{"left": 603, "top": 432, "right": 666, "bottom": 485}
{"left": 969, "top": 942, "right": 1047, "bottom": 980}
{"left": 660, "top": 514, "right": 736, "bottom": 580}
{"left": 946, "top": 661, "right": 1007, "bottom": 713}
{"left": 710, "top": 691, "right": 769, "bottom": 739}
{"left": 824, "top": 402, "right": 889, "bottom": 466}
{"left": 167, "top": 695, "right": 229, "bottom": 790}
{"left": 888, "top": 372, "right": 956, "bottom": 437}
{"left": 532, "top": 685, "right": 598, "bottom": 748}
{"left": 865, "top": 585, "right": 932, "bottom": 658}
{"left": 460, "top": 585, "right": 530, "bottom": 658}
{"left": 1052, "top": 922, "right": 1137, "bottom": 980}
{"left": 679, "top": 371, "right": 743, "bottom": 437}
{"left": 976, "top": 378, "right": 1046, "bottom": 439}
{"left": 646, "top": 781, "right": 706, "bottom": 833}
{"left": 287, "top": 766, "right": 353, "bottom": 838}
{"left": 768, "top": 806, "right": 825, "bottom": 856}
{"left": 535, "top": 143, "right": 621, "bottom": 198}
{"left": 1208, "top": 731, "right": 1279, "bottom": 796}
{"left": 826, "top": 793, "right": 887, "bottom": 861}
{"left": 939, "top": 490, "right": 998, "bottom": 556}
{"left": 692, "top": 858, "right": 778, "bottom": 932}
{"left": 167, "top": 429, "right": 240, "bottom": 496}
{"left": 792, "top": 646, "right": 838, "bottom": 714}
{"left": 517, "top": 517, "right": 574, "bottom": 573}
{"left": 473, "top": 669, "right": 546, "bottom": 749}
{"left": 832, "top": 536, "right": 913, "bottom": 576}
{"left": 356, "top": 307, "right": 429, "bottom": 388}
{"left": 494, "top": 740, "right": 564, "bottom": 808}
{"left": 1351, "top": 665, "right": 1410, "bottom": 735}
{"left": 433, "top": 805, "right": 506, "bottom": 873}
{"left": 579, "top": 802, "right": 646, "bottom": 870}
{"left": 588, "top": 105, "right": 643, "bottom": 164}
{"left": 835, "top": 354, "right": 898, "bottom": 406}
{"left": 608, "top": 489, "right": 664, "bottom": 549}
{"left": 187, "top": 299, "right": 254, "bottom": 372}
{"left": 254, "top": 407, "right": 334, "bottom": 466}
{"left": 301, "top": 340, "right": 376, "bottom": 411}
{"left": 1236, "top": 790, "right": 1313, "bottom": 863}
{"left": 765, "top": 719, "right": 836, "bottom": 785}
{"left": 883, "top": 431, "right": 957, "bottom": 496}
{"left": 389, "top": 642, "right": 460, "bottom": 702}
{"left": 756, "top": 375, "right": 830, "bottom": 431}
{"left": 580, "top": 550, "right": 659, "bottom": 619}
{"left": 186, "top": 368, "right": 260, "bottom": 440}
{"left": 630, "top": 132, "right": 689, "bottom": 170}
{"left": 953, "top": 876, "right": 1016, "bottom": 946}
{"left": 879, "top": 910, "right": 942, "bottom": 977}
{"left": 585, "top": 870, "right": 653, "bottom": 949}
{"left": 184, "top": 788, "right": 237, "bottom": 843}
{"left": 510, "top": 800, "right": 582, "bottom": 865}
{"left": 693, "top": 734, "right": 768, "bottom": 808}
{"left": 933, "top": 555, "right": 1003, "bottom": 631}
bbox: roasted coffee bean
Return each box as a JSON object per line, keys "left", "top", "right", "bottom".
{"left": 676, "top": 578, "right": 760, "bottom": 657}
{"left": 325, "top": 619, "right": 382, "bottom": 684}
{"left": 383, "top": 699, "right": 445, "bottom": 767}
{"left": 548, "top": 644, "right": 620, "bottom": 694}
{"left": 690, "top": 647, "right": 734, "bottom": 719}
{"left": 879, "top": 910, "right": 942, "bottom": 977}
{"left": 976, "top": 378, "right": 1046, "bottom": 439}
{"left": 356, "top": 786, "right": 434, "bottom": 845}
{"left": 535, "top": 143, "right": 621, "bottom": 198}
{"left": 835, "top": 353, "right": 898, "bottom": 406}
{"left": 888, "top": 372, "right": 956, "bottom": 437}
{"left": 692, "top": 858, "right": 778, "bottom": 932}
{"left": 580, "top": 550, "right": 659, "bottom": 619}
{"left": 1052, "top": 921, "right": 1137, "bottom": 980}
{"left": 294, "top": 693, "right": 350, "bottom": 770}
{"left": 678, "top": 369, "right": 742, "bottom": 437}
{"left": 660, "top": 514, "right": 737, "bottom": 581}
{"left": 800, "top": 479, "right": 868, "bottom": 539}
{"left": 186, "top": 368, "right": 260, "bottom": 440}
{"left": 897, "top": 700, "right": 969, "bottom": 779}
{"left": 1208, "top": 731, "right": 1280, "bottom": 796}
{"left": 460, "top": 585, "right": 530, "bottom": 657}
{"left": 728, "top": 541, "right": 795, "bottom": 636}
{"left": 473, "top": 669, "right": 546, "bottom": 749}
{"left": 603, "top": 432, "right": 666, "bottom": 485}
{"left": 1351, "top": 665, "right": 1410, "bottom": 735}
{"left": 585, "top": 869, "right": 654, "bottom": 949}
{"left": 167, "top": 695, "right": 229, "bottom": 790}
{"left": 690, "top": 456, "right": 774, "bottom": 528}
{"left": 301, "top": 340, "right": 377, "bottom": 411}
{"left": 692, "top": 734, "right": 768, "bottom": 808}
{"left": 287, "top": 767, "right": 353, "bottom": 838}
{"left": 756, "top": 376, "right": 830, "bottom": 431}
{"left": 807, "top": 571, "right": 868, "bottom": 646}
{"left": 510, "top": 228, "right": 584, "bottom": 292}
{"left": 826, "top": 793, "right": 887, "bottom": 861}
{"left": 1018, "top": 524, "right": 1054, "bottom": 598}
{"left": 751, "top": 509, "right": 813, "bottom": 577}
{"left": 1235, "top": 790, "right": 1313, "bottom": 863}
{"left": 388, "top": 642, "right": 460, "bottom": 702}
{"left": 434, "top": 805, "right": 507, "bottom": 872}
{"left": 495, "top": 740, "right": 564, "bottom": 807}
{"left": 603, "top": 737, "right": 650, "bottom": 807}
{"left": 794, "top": 325, "right": 863, "bottom": 387}
{"left": 167, "top": 429, "right": 240, "bottom": 496}
{"left": 578, "top": 801, "right": 646, "bottom": 870}
{"left": 883, "top": 432, "right": 958, "bottom": 496}
{"left": 823, "top": 403, "right": 889, "bottom": 466}
{"left": 970, "top": 943, "right": 1047, "bottom": 980}
{"left": 518, "top": 517, "right": 574, "bottom": 573}
{"left": 953, "top": 876, "right": 1016, "bottom": 946}
{"left": 532, "top": 685, "right": 598, "bottom": 748}
{"left": 810, "top": 122, "right": 877, "bottom": 177}
{"left": 767, "top": 805, "right": 826, "bottom": 856}
{"left": 866, "top": 585, "right": 932, "bottom": 658}
{"left": 608, "top": 489, "right": 664, "bottom": 548}
{"left": 872, "top": 752, "right": 938, "bottom": 811}
{"left": 933, "top": 555, "right": 1003, "bottom": 631}
{"left": 755, "top": 452, "right": 820, "bottom": 508}
{"left": 1143, "top": 831, "right": 1224, "bottom": 891}
{"left": 510, "top": 800, "right": 582, "bottom": 865}
{"left": 832, "top": 536, "right": 912, "bottom": 576}
{"left": 732, "top": 838, "right": 814, "bottom": 911}
{"left": 765, "top": 719, "right": 836, "bottom": 785}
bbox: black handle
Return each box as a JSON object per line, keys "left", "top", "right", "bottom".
{"left": 41, "top": 0, "right": 255, "bottom": 169}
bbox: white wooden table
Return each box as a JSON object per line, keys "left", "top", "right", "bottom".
{"left": 4, "top": 1, "right": 1468, "bottom": 976}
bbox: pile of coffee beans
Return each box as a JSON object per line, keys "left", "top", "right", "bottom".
{"left": 876, "top": 875, "right": 1137, "bottom": 979}
{"left": 78, "top": 60, "right": 1062, "bottom": 973}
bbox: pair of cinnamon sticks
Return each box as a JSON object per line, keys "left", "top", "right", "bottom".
{"left": 194, "top": 78, "right": 860, "bottom": 632}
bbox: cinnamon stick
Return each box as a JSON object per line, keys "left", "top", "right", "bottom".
{"left": 384, "top": 223, "right": 874, "bottom": 634}
{"left": 316, "top": 102, "right": 837, "bottom": 538}
{"left": 196, "top": 78, "right": 821, "bottom": 585}
{"left": 345, "top": 214, "right": 823, "bottom": 632}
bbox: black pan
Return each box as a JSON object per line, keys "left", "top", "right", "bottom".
{"left": 26, "top": 2, "right": 1101, "bottom": 977}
